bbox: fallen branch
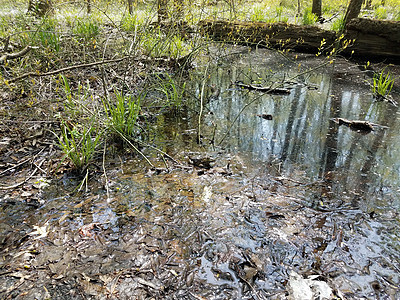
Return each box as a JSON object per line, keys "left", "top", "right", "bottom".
{"left": 330, "top": 117, "right": 389, "bottom": 132}
{"left": 0, "top": 46, "right": 32, "bottom": 63}
{"left": 0, "top": 158, "right": 45, "bottom": 190}
{"left": 235, "top": 81, "right": 291, "bottom": 95}
{"left": 7, "top": 56, "right": 130, "bottom": 83}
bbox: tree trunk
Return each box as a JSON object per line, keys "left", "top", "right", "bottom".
{"left": 343, "top": 0, "right": 363, "bottom": 26}
{"left": 27, "top": 0, "right": 52, "bottom": 17}
{"left": 311, "top": 0, "right": 322, "bottom": 18}
{"left": 128, "top": 0, "right": 134, "bottom": 15}
{"left": 87, "top": 0, "right": 91, "bottom": 14}
{"left": 158, "top": 0, "right": 168, "bottom": 23}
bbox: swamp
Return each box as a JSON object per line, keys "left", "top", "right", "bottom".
{"left": 0, "top": 0, "right": 400, "bottom": 299}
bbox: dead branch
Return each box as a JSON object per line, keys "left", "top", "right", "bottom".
{"left": 7, "top": 56, "right": 130, "bottom": 83}
{"left": 235, "top": 81, "right": 291, "bottom": 95}
{"left": 0, "top": 46, "right": 32, "bottom": 63}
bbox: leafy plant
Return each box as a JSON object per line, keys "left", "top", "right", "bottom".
{"left": 121, "top": 14, "right": 139, "bottom": 31}
{"left": 374, "top": 6, "right": 388, "bottom": 19}
{"left": 155, "top": 73, "right": 186, "bottom": 109}
{"left": 103, "top": 91, "right": 142, "bottom": 138}
{"left": 57, "top": 120, "right": 103, "bottom": 171}
{"left": 73, "top": 17, "right": 100, "bottom": 41}
{"left": 331, "top": 16, "right": 345, "bottom": 32}
{"left": 141, "top": 30, "right": 189, "bottom": 58}
{"left": 372, "top": 69, "right": 395, "bottom": 99}
{"left": 250, "top": 6, "right": 266, "bottom": 22}
{"left": 302, "top": 8, "right": 318, "bottom": 25}
{"left": 36, "top": 17, "right": 60, "bottom": 51}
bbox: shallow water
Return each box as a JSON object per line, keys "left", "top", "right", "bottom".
{"left": 1, "top": 47, "right": 399, "bottom": 299}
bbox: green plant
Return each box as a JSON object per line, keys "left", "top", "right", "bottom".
{"left": 302, "top": 8, "right": 318, "bottom": 25}
{"left": 331, "top": 16, "right": 345, "bottom": 32}
{"left": 73, "top": 17, "right": 100, "bottom": 41}
{"left": 121, "top": 14, "right": 139, "bottom": 31}
{"left": 155, "top": 73, "right": 186, "bottom": 109}
{"left": 374, "top": 6, "right": 388, "bottom": 19}
{"left": 103, "top": 91, "right": 142, "bottom": 138}
{"left": 275, "top": 6, "right": 288, "bottom": 22}
{"left": 141, "top": 30, "right": 189, "bottom": 58}
{"left": 372, "top": 69, "right": 395, "bottom": 99}
{"left": 57, "top": 120, "right": 103, "bottom": 171}
{"left": 250, "top": 6, "right": 266, "bottom": 22}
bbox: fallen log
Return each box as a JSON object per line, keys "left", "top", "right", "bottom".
{"left": 199, "top": 19, "right": 336, "bottom": 53}
{"left": 344, "top": 18, "right": 400, "bottom": 60}
{"left": 199, "top": 18, "right": 400, "bottom": 62}
{"left": 235, "top": 81, "right": 291, "bottom": 94}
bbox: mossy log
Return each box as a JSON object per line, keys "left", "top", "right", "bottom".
{"left": 198, "top": 20, "right": 336, "bottom": 53}
{"left": 199, "top": 18, "right": 400, "bottom": 61}
{"left": 344, "top": 18, "right": 400, "bottom": 60}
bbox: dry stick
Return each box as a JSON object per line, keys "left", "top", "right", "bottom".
{"left": 8, "top": 56, "right": 130, "bottom": 83}
{"left": 0, "top": 45, "right": 32, "bottom": 63}
{"left": 0, "top": 159, "right": 45, "bottom": 190}
{"left": 102, "top": 141, "right": 110, "bottom": 201}
{"left": 135, "top": 139, "right": 179, "bottom": 165}
{"left": 198, "top": 64, "right": 210, "bottom": 143}
{"left": 115, "top": 131, "right": 154, "bottom": 167}
{"left": 0, "top": 157, "right": 31, "bottom": 177}
{"left": 217, "top": 60, "right": 331, "bottom": 145}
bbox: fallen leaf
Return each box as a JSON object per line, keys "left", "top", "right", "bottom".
{"left": 29, "top": 223, "right": 48, "bottom": 239}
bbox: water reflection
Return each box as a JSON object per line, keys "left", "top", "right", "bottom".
{"left": 197, "top": 48, "right": 400, "bottom": 212}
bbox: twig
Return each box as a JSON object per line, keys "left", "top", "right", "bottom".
{"left": 0, "top": 157, "right": 31, "bottom": 177}
{"left": 0, "top": 46, "right": 32, "bottom": 63}
{"left": 198, "top": 64, "right": 209, "bottom": 143}
{"left": 102, "top": 141, "right": 110, "bottom": 201}
{"left": 0, "top": 159, "right": 45, "bottom": 190}
{"left": 135, "top": 139, "right": 179, "bottom": 164}
{"left": 8, "top": 56, "right": 130, "bottom": 83}
{"left": 115, "top": 131, "right": 154, "bottom": 167}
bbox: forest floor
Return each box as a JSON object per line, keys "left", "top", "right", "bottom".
{"left": 1, "top": 46, "right": 400, "bottom": 299}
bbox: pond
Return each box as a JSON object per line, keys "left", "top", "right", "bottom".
{"left": 0, "top": 46, "right": 399, "bottom": 299}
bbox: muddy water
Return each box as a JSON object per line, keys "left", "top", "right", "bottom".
{"left": 1, "top": 47, "right": 400, "bottom": 299}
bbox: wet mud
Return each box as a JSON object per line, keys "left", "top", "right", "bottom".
{"left": 1, "top": 46, "right": 400, "bottom": 299}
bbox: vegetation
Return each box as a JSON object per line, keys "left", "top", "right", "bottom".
{"left": 372, "top": 69, "right": 395, "bottom": 100}
{"left": 0, "top": 0, "right": 399, "bottom": 172}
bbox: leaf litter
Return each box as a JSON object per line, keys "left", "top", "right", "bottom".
{"left": 0, "top": 149, "right": 398, "bottom": 299}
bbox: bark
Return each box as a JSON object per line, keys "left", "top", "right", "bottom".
{"left": 199, "top": 20, "right": 337, "bottom": 53}
{"left": 199, "top": 19, "right": 400, "bottom": 61}
{"left": 344, "top": 18, "right": 400, "bottom": 60}
{"left": 87, "top": 0, "right": 91, "bottom": 14}
{"left": 128, "top": 0, "right": 134, "bottom": 15}
{"left": 343, "top": 0, "right": 363, "bottom": 26}
{"left": 311, "top": 0, "right": 322, "bottom": 18}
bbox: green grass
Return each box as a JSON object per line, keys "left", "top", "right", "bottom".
{"left": 331, "top": 16, "right": 345, "bottom": 32}
{"left": 302, "top": 8, "right": 318, "bottom": 25}
{"left": 57, "top": 119, "right": 103, "bottom": 171}
{"left": 155, "top": 73, "right": 186, "bottom": 109}
{"left": 103, "top": 91, "right": 142, "bottom": 138}
{"left": 372, "top": 69, "right": 395, "bottom": 99}
{"left": 374, "top": 6, "right": 388, "bottom": 19}
{"left": 73, "top": 17, "right": 100, "bottom": 41}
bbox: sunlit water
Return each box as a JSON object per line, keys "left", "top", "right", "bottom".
{"left": 1, "top": 47, "right": 399, "bottom": 299}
